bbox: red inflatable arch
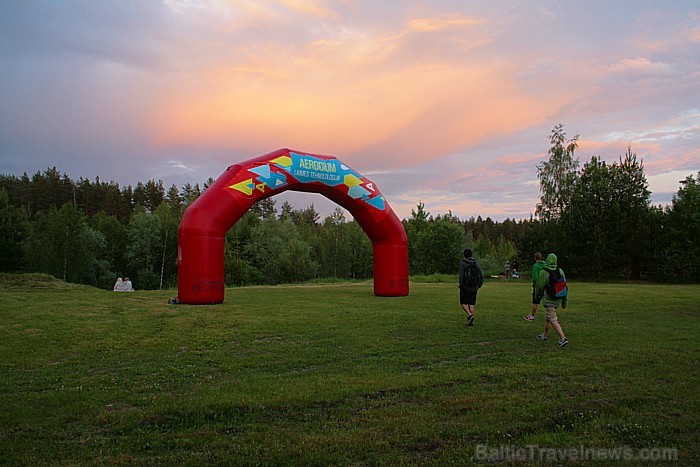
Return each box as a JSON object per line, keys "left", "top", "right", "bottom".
{"left": 177, "top": 148, "right": 409, "bottom": 304}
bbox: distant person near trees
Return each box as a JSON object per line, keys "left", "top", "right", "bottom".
{"left": 534, "top": 253, "right": 569, "bottom": 347}
{"left": 504, "top": 260, "right": 511, "bottom": 280}
{"left": 524, "top": 252, "right": 547, "bottom": 321}
{"left": 459, "top": 249, "right": 484, "bottom": 327}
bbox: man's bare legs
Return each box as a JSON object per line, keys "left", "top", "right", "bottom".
{"left": 461, "top": 304, "right": 475, "bottom": 326}
{"left": 541, "top": 320, "right": 565, "bottom": 340}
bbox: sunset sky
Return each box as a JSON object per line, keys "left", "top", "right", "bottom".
{"left": 1, "top": 0, "right": 698, "bottom": 221}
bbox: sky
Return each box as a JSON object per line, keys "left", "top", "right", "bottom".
{"left": 1, "top": 0, "right": 699, "bottom": 222}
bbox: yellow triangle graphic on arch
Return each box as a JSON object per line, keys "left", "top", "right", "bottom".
{"left": 271, "top": 155, "right": 292, "bottom": 167}
{"left": 229, "top": 179, "right": 254, "bottom": 195}
{"left": 344, "top": 174, "right": 362, "bottom": 187}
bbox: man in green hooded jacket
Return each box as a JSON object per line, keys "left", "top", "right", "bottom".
{"left": 524, "top": 252, "right": 547, "bottom": 321}
{"left": 534, "top": 253, "right": 569, "bottom": 347}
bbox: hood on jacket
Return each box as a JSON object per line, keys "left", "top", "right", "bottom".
{"left": 545, "top": 253, "right": 558, "bottom": 270}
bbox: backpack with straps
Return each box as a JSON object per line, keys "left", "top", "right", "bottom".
{"left": 463, "top": 260, "right": 480, "bottom": 287}
{"left": 546, "top": 268, "right": 568, "bottom": 299}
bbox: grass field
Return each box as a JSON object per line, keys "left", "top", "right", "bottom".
{"left": 1, "top": 274, "right": 698, "bottom": 465}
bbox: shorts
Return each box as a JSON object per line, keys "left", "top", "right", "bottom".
{"left": 545, "top": 306, "right": 558, "bottom": 323}
{"left": 532, "top": 286, "right": 540, "bottom": 305}
{"left": 460, "top": 289, "right": 478, "bottom": 306}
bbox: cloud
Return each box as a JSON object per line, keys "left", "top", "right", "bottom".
{"left": 280, "top": 0, "right": 340, "bottom": 19}
{"left": 647, "top": 170, "right": 698, "bottom": 196}
{"left": 405, "top": 14, "right": 481, "bottom": 32}
{"left": 692, "top": 28, "right": 700, "bottom": 42}
{"left": 2, "top": 1, "right": 699, "bottom": 221}
{"left": 149, "top": 8, "right": 555, "bottom": 173}
{"left": 601, "top": 57, "right": 675, "bottom": 77}
{"left": 495, "top": 152, "right": 542, "bottom": 167}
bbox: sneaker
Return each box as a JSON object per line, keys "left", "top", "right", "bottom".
{"left": 467, "top": 314, "right": 475, "bottom": 327}
{"left": 558, "top": 338, "right": 569, "bottom": 348}
{"left": 537, "top": 334, "right": 547, "bottom": 341}
{"left": 524, "top": 315, "right": 535, "bottom": 321}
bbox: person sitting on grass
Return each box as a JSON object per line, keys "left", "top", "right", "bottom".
{"left": 113, "top": 277, "right": 135, "bottom": 292}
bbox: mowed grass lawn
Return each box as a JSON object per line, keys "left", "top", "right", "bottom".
{"left": 1, "top": 275, "right": 698, "bottom": 465}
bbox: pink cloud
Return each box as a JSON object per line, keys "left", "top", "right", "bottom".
{"left": 601, "top": 57, "right": 674, "bottom": 76}
{"left": 150, "top": 15, "right": 558, "bottom": 171}
{"left": 280, "top": 0, "right": 340, "bottom": 19}
{"left": 3, "top": 1, "right": 698, "bottom": 221}
{"left": 692, "top": 28, "right": 700, "bottom": 42}
{"left": 405, "top": 14, "right": 481, "bottom": 32}
{"left": 496, "top": 152, "right": 543, "bottom": 166}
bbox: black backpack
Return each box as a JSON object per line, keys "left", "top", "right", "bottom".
{"left": 463, "top": 260, "right": 480, "bottom": 287}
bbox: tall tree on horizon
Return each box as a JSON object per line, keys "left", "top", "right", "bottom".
{"left": 664, "top": 171, "right": 700, "bottom": 282}
{"left": 612, "top": 147, "right": 652, "bottom": 279}
{"left": 561, "top": 151, "right": 652, "bottom": 278}
{"left": 536, "top": 124, "right": 580, "bottom": 221}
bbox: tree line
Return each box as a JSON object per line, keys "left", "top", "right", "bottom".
{"left": 1, "top": 125, "right": 698, "bottom": 288}
{"left": 0, "top": 169, "right": 528, "bottom": 289}
{"left": 525, "top": 124, "right": 699, "bottom": 282}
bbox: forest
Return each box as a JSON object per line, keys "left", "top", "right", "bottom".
{"left": 1, "top": 125, "right": 699, "bottom": 289}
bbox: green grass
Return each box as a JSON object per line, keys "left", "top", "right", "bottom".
{"left": 1, "top": 274, "right": 698, "bottom": 465}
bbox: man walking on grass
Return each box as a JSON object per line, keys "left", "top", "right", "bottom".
{"left": 534, "top": 253, "right": 569, "bottom": 347}
{"left": 524, "top": 252, "right": 547, "bottom": 321}
{"left": 459, "top": 249, "right": 484, "bottom": 327}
